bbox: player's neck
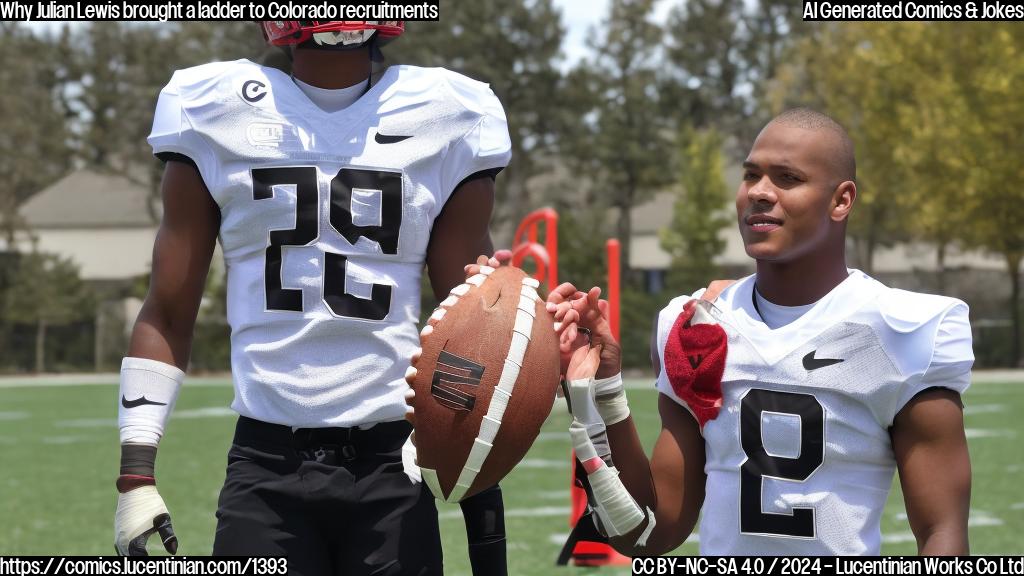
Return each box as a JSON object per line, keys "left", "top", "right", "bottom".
{"left": 754, "top": 251, "right": 849, "bottom": 307}
{"left": 291, "top": 47, "right": 372, "bottom": 90}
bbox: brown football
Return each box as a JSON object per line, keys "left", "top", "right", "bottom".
{"left": 412, "top": 265, "right": 560, "bottom": 502}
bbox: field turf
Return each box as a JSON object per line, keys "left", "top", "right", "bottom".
{"left": 0, "top": 376, "right": 1021, "bottom": 574}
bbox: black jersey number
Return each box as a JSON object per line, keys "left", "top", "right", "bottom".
{"left": 739, "top": 388, "right": 825, "bottom": 538}
{"left": 251, "top": 166, "right": 403, "bottom": 320}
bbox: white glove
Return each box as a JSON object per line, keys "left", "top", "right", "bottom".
{"left": 114, "top": 484, "right": 177, "bottom": 556}
{"left": 402, "top": 433, "right": 422, "bottom": 484}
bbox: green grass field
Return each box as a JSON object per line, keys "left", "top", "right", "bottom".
{"left": 0, "top": 376, "right": 1021, "bottom": 574}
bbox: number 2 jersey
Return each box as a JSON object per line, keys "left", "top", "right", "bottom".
{"left": 654, "top": 271, "right": 974, "bottom": 555}
{"left": 147, "top": 59, "right": 511, "bottom": 428}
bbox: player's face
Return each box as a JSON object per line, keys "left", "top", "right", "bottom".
{"left": 736, "top": 123, "right": 839, "bottom": 263}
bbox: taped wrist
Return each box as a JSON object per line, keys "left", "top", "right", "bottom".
{"left": 120, "top": 443, "right": 157, "bottom": 476}
{"left": 594, "top": 373, "right": 629, "bottom": 425}
{"left": 118, "top": 444, "right": 157, "bottom": 493}
{"left": 585, "top": 461, "right": 656, "bottom": 548}
{"left": 118, "top": 357, "right": 184, "bottom": 445}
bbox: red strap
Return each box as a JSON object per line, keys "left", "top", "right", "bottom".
{"left": 116, "top": 474, "right": 156, "bottom": 493}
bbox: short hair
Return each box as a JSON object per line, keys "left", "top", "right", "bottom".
{"left": 768, "top": 108, "right": 856, "bottom": 183}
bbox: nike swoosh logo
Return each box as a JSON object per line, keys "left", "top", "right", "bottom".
{"left": 802, "top": 350, "right": 844, "bottom": 371}
{"left": 121, "top": 395, "right": 167, "bottom": 409}
{"left": 374, "top": 132, "right": 412, "bottom": 144}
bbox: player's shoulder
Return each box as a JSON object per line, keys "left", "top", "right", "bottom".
{"left": 875, "top": 284, "right": 969, "bottom": 333}
{"left": 852, "top": 271, "right": 972, "bottom": 377}
{"left": 656, "top": 274, "right": 755, "bottom": 326}
{"left": 163, "top": 58, "right": 264, "bottom": 95}
{"left": 385, "top": 65, "right": 505, "bottom": 118}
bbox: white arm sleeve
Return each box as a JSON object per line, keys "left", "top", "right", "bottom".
{"left": 118, "top": 357, "right": 184, "bottom": 446}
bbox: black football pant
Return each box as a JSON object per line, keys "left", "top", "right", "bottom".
{"left": 212, "top": 416, "right": 443, "bottom": 576}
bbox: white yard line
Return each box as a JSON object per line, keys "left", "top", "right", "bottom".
{"left": 965, "top": 428, "right": 1017, "bottom": 439}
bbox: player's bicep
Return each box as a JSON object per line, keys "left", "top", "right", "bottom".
{"left": 129, "top": 160, "right": 220, "bottom": 366}
{"left": 149, "top": 161, "right": 220, "bottom": 304}
{"left": 645, "top": 393, "right": 706, "bottom": 553}
{"left": 426, "top": 175, "right": 496, "bottom": 297}
{"left": 892, "top": 388, "right": 970, "bottom": 554}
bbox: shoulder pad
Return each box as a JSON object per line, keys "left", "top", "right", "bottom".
{"left": 437, "top": 68, "right": 503, "bottom": 118}
{"left": 878, "top": 288, "right": 964, "bottom": 334}
{"left": 170, "top": 59, "right": 254, "bottom": 95}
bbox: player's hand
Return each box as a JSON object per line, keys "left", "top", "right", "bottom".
{"left": 115, "top": 480, "right": 177, "bottom": 556}
{"left": 463, "top": 249, "right": 512, "bottom": 278}
{"left": 547, "top": 284, "right": 622, "bottom": 379}
{"left": 567, "top": 341, "right": 602, "bottom": 383}
{"left": 563, "top": 342, "right": 612, "bottom": 466}
{"left": 404, "top": 348, "right": 421, "bottom": 426}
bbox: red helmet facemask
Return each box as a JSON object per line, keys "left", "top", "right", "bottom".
{"left": 260, "top": 21, "right": 404, "bottom": 49}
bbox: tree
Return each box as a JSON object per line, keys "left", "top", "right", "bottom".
{"left": 55, "top": 22, "right": 265, "bottom": 213}
{"left": 660, "top": 128, "right": 731, "bottom": 293}
{"left": 561, "top": 0, "right": 672, "bottom": 280}
{"left": 951, "top": 23, "right": 1024, "bottom": 366}
{"left": 768, "top": 22, "right": 1024, "bottom": 365}
{"left": 0, "top": 24, "right": 72, "bottom": 245}
{"left": 2, "top": 252, "right": 93, "bottom": 373}
{"left": 663, "top": 0, "right": 807, "bottom": 146}
{"left": 663, "top": 0, "right": 745, "bottom": 131}
{"left": 386, "top": 0, "right": 566, "bottom": 229}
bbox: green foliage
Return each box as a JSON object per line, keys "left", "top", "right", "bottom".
{"left": 53, "top": 22, "right": 266, "bottom": 209}
{"left": 0, "top": 24, "right": 72, "bottom": 243}
{"left": 619, "top": 287, "right": 675, "bottom": 370}
{"left": 2, "top": 252, "right": 92, "bottom": 327}
{"left": 552, "top": 201, "right": 613, "bottom": 294}
{"left": 1, "top": 252, "right": 93, "bottom": 372}
{"left": 771, "top": 22, "right": 1024, "bottom": 364}
{"left": 660, "top": 128, "right": 731, "bottom": 294}
{"left": 664, "top": 0, "right": 807, "bottom": 145}
{"left": 561, "top": 0, "right": 673, "bottom": 277}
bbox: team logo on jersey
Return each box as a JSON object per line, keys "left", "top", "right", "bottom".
{"left": 431, "top": 350, "right": 485, "bottom": 412}
{"left": 802, "top": 349, "right": 844, "bottom": 371}
{"left": 241, "top": 80, "right": 268, "bottom": 103}
{"left": 246, "top": 123, "right": 284, "bottom": 147}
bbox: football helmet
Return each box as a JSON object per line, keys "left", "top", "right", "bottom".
{"left": 260, "top": 21, "right": 404, "bottom": 49}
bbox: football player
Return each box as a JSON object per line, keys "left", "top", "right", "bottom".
{"left": 114, "top": 21, "right": 512, "bottom": 575}
{"left": 549, "top": 108, "right": 973, "bottom": 555}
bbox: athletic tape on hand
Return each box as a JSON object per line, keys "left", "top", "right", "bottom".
{"left": 588, "top": 463, "right": 651, "bottom": 545}
{"left": 593, "top": 373, "right": 630, "bottom": 426}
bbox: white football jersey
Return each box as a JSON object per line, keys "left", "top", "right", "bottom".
{"left": 655, "top": 271, "right": 973, "bottom": 555}
{"left": 148, "top": 60, "right": 511, "bottom": 428}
